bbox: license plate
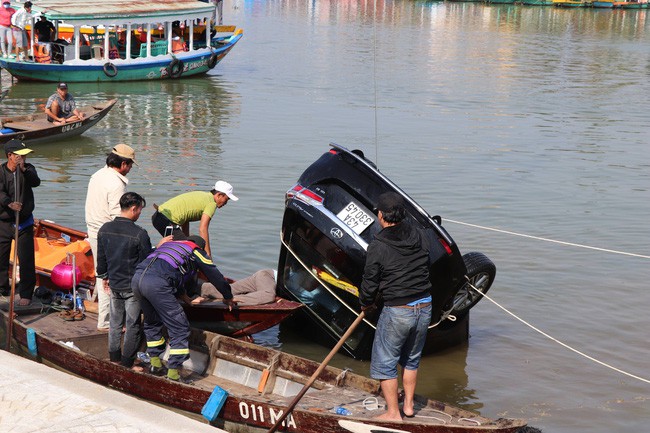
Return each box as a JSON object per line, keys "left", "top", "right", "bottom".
{"left": 336, "top": 201, "right": 374, "bottom": 235}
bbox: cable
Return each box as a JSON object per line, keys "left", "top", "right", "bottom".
{"left": 468, "top": 280, "right": 650, "bottom": 385}
{"left": 446, "top": 219, "right": 650, "bottom": 260}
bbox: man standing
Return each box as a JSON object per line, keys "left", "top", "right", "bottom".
{"left": 97, "top": 192, "right": 160, "bottom": 371}
{"left": 44, "top": 82, "right": 86, "bottom": 125}
{"left": 132, "top": 236, "right": 234, "bottom": 382}
{"left": 359, "top": 192, "right": 433, "bottom": 421}
{"left": 85, "top": 144, "right": 137, "bottom": 331}
{"left": 0, "top": 139, "right": 40, "bottom": 306}
{"left": 151, "top": 180, "right": 238, "bottom": 257}
{"left": 0, "top": 0, "right": 15, "bottom": 59}
{"left": 10, "top": 1, "right": 33, "bottom": 61}
{"left": 33, "top": 15, "right": 55, "bottom": 43}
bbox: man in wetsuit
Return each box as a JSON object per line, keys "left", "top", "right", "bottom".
{"left": 132, "top": 235, "right": 234, "bottom": 382}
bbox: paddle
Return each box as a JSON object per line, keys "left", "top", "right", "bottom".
{"left": 5, "top": 169, "right": 21, "bottom": 350}
{"left": 266, "top": 310, "right": 367, "bottom": 433}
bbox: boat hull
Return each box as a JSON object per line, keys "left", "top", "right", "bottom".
{"left": 0, "top": 99, "right": 117, "bottom": 144}
{"left": 0, "top": 309, "right": 527, "bottom": 433}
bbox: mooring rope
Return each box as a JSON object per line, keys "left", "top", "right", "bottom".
{"left": 468, "top": 280, "right": 650, "bottom": 385}
{"left": 446, "top": 219, "right": 650, "bottom": 260}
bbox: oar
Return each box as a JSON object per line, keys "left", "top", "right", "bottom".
{"left": 5, "top": 171, "right": 21, "bottom": 350}
{"left": 266, "top": 310, "right": 367, "bottom": 433}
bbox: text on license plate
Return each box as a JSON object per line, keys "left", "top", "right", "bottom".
{"left": 336, "top": 202, "right": 374, "bottom": 235}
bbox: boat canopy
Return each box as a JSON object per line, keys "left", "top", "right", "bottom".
{"left": 31, "top": 0, "right": 216, "bottom": 26}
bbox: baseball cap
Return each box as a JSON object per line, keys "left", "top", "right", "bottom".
{"left": 213, "top": 180, "right": 238, "bottom": 201}
{"left": 111, "top": 143, "right": 138, "bottom": 165}
{"left": 4, "top": 139, "right": 33, "bottom": 156}
{"left": 57, "top": 82, "right": 68, "bottom": 89}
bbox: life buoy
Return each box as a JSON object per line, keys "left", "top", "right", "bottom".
{"left": 207, "top": 52, "right": 219, "bottom": 69}
{"left": 167, "top": 58, "right": 184, "bottom": 79}
{"left": 103, "top": 62, "right": 118, "bottom": 78}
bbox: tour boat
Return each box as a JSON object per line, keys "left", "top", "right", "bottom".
{"left": 0, "top": 0, "right": 243, "bottom": 82}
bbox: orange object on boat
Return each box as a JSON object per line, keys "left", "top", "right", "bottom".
{"left": 33, "top": 237, "right": 95, "bottom": 282}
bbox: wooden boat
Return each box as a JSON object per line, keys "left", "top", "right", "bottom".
{"left": 0, "top": 99, "right": 116, "bottom": 145}
{"left": 520, "top": 0, "right": 555, "bottom": 5}
{"left": 0, "top": 307, "right": 529, "bottom": 433}
{"left": 13, "top": 218, "right": 303, "bottom": 341}
{"left": 0, "top": 0, "right": 242, "bottom": 82}
{"left": 592, "top": 0, "right": 614, "bottom": 7}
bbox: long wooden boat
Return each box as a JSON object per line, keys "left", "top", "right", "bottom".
{"left": 0, "top": 0, "right": 242, "bottom": 82}
{"left": 0, "top": 99, "right": 116, "bottom": 144}
{"left": 13, "top": 218, "right": 302, "bottom": 340}
{"left": 553, "top": 0, "right": 587, "bottom": 6}
{"left": 0, "top": 307, "right": 529, "bottom": 433}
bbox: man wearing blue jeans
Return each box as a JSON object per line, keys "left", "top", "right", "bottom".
{"left": 97, "top": 192, "right": 167, "bottom": 370}
{"left": 359, "top": 192, "right": 433, "bottom": 421}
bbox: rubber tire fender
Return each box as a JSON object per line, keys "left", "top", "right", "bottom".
{"left": 207, "top": 52, "right": 219, "bottom": 69}
{"left": 448, "top": 252, "right": 496, "bottom": 318}
{"left": 103, "top": 62, "right": 118, "bottom": 78}
{"left": 167, "top": 58, "right": 184, "bottom": 79}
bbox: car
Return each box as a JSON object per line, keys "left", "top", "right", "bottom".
{"left": 276, "top": 143, "right": 496, "bottom": 359}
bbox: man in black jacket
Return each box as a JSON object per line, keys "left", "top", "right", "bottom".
{"left": 359, "top": 192, "right": 433, "bottom": 421}
{"left": 0, "top": 139, "right": 40, "bottom": 305}
{"left": 97, "top": 192, "right": 166, "bottom": 370}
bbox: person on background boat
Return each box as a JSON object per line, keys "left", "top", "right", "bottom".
{"left": 85, "top": 144, "right": 137, "bottom": 331}
{"left": 359, "top": 192, "right": 433, "bottom": 421}
{"left": 10, "top": 1, "right": 33, "bottom": 62}
{"left": 96, "top": 192, "right": 170, "bottom": 371}
{"left": 0, "top": 0, "right": 15, "bottom": 59}
{"left": 33, "top": 15, "right": 55, "bottom": 43}
{"left": 195, "top": 268, "right": 276, "bottom": 305}
{"left": 44, "top": 82, "right": 86, "bottom": 125}
{"left": 151, "top": 180, "right": 238, "bottom": 257}
{"left": 0, "top": 139, "right": 41, "bottom": 306}
{"left": 132, "top": 235, "right": 234, "bottom": 382}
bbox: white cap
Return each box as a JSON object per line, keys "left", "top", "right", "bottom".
{"left": 214, "top": 180, "right": 238, "bottom": 201}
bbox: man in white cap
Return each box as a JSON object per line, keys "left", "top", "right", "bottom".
{"left": 0, "top": 139, "right": 40, "bottom": 306}
{"left": 151, "top": 180, "right": 238, "bottom": 257}
{"left": 85, "top": 144, "right": 137, "bottom": 330}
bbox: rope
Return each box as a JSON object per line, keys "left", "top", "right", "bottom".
{"left": 446, "top": 219, "right": 650, "bottom": 260}
{"left": 468, "top": 280, "right": 650, "bottom": 385}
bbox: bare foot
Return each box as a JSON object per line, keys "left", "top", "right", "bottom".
{"left": 53, "top": 121, "right": 64, "bottom": 126}
{"left": 374, "top": 412, "right": 403, "bottom": 422}
{"left": 131, "top": 365, "right": 144, "bottom": 373}
{"left": 18, "top": 298, "right": 31, "bottom": 306}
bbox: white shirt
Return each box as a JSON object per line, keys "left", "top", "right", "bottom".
{"left": 11, "top": 8, "right": 33, "bottom": 30}
{"left": 84, "top": 166, "right": 128, "bottom": 238}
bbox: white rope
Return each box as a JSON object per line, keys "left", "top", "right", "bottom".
{"left": 469, "top": 282, "right": 650, "bottom": 385}
{"left": 446, "top": 219, "right": 650, "bottom": 260}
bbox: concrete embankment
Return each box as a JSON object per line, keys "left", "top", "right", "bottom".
{"left": 0, "top": 349, "right": 226, "bottom": 433}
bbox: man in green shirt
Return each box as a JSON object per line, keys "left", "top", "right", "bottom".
{"left": 152, "top": 180, "right": 238, "bottom": 257}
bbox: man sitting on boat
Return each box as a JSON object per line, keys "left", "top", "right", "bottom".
{"left": 196, "top": 268, "right": 277, "bottom": 305}
{"left": 44, "top": 82, "right": 86, "bottom": 125}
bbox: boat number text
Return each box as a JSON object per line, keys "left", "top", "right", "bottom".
{"left": 61, "top": 122, "right": 82, "bottom": 133}
{"left": 238, "top": 402, "right": 297, "bottom": 428}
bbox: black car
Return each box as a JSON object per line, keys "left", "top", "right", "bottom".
{"left": 277, "top": 143, "right": 496, "bottom": 359}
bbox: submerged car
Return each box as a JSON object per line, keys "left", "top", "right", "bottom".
{"left": 276, "top": 143, "right": 496, "bottom": 359}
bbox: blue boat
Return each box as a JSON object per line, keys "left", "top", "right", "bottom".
{"left": 0, "top": 0, "right": 243, "bottom": 82}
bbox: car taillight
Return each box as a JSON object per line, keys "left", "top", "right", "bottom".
{"left": 438, "top": 238, "right": 453, "bottom": 255}
{"left": 286, "top": 184, "right": 324, "bottom": 206}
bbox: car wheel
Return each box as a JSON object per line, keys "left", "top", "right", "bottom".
{"left": 449, "top": 252, "right": 496, "bottom": 317}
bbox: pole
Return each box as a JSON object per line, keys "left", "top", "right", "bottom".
{"left": 266, "top": 311, "right": 366, "bottom": 433}
{"left": 5, "top": 170, "right": 21, "bottom": 350}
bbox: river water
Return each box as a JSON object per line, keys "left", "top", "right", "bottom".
{"left": 1, "top": 1, "right": 649, "bottom": 432}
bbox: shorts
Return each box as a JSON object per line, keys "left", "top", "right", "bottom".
{"left": 13, "top": 29, "right": 27, "bottom": 48}
{"left": 369, "top": 303, "right": 432, "bottom": 380}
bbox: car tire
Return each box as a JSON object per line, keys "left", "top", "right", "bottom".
{"left": 448, "top": 252, "right": 496, "bottom": 318}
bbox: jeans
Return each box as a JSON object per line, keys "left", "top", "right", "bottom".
{"left": 109, "top": 289, "right": 142, "bottom": 368}
{"left": 370, "top": 303, "right": 432, "bottom": 380}
{"left": 0, "top": 221, "right": 36, "bottom": 299}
